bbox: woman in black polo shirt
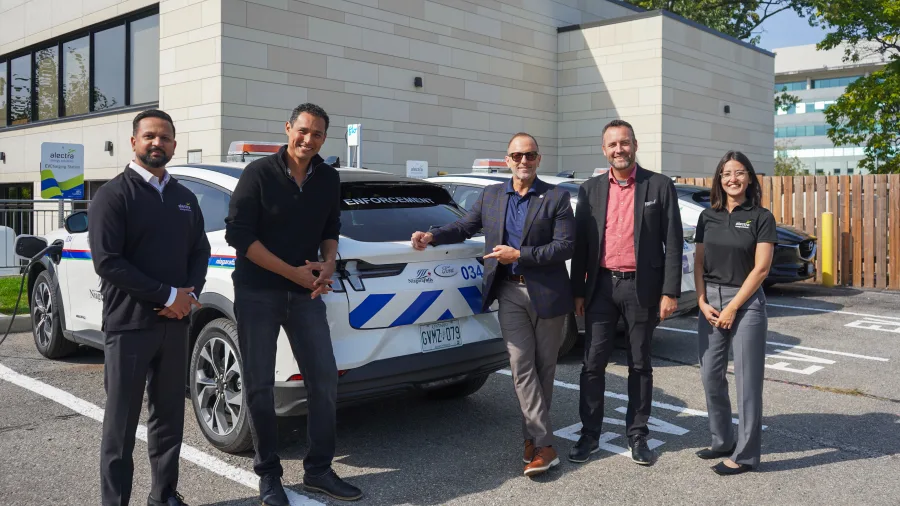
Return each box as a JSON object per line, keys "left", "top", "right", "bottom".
{"left": 692, "top": 150, "right": 776, "bottom": 476}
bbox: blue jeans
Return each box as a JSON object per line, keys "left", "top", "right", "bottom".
{"left": 234, "top": 286, "right": 338, "bottom": 477}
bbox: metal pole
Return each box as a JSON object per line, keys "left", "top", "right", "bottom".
{"left": 58, "top": 199, "right": 64, "bottom": 229}
{"left": 356, "top": 125, "right": 362, "bottom": 169}
{"left": 821, "top": 211, "right": 835, "bottom": 287}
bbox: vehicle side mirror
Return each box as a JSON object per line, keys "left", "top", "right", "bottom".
{"left": 65, "top": 211, "right": 89, "bottom": 234}
{"left": 15, "top": 235, "right": 49, "bottom": 259}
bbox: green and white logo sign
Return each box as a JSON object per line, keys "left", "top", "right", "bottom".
{"left": 40, "top": 142, "right": 84, "bottom": 199}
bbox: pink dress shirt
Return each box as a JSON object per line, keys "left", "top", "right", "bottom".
{"left": 600, "top": 166, "right": 637, "bottom": 271}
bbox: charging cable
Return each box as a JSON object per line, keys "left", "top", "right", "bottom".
{"left": 0, "top": 240, "right": 64, "bottom": 348}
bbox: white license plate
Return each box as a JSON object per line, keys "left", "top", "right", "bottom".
{"left": 419, "top": 320, "right": 462, "bottom": 353}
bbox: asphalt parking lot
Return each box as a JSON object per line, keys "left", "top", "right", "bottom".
{"left": 1, "top": 282, "right": 898, "bottom": 505}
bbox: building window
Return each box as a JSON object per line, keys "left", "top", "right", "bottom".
{"left": 93, "top": 25, "right": 126, "bottom": 111}
{"left": 63, "top": 37, "right": 90, "bottom": 116}
{"left": 812, "top": 76, "right": 861, "bottom": 89}
{"left": 775, "top": 81, "right": 806, "bottom": 92}
{"left": 35, "top": 45, "right": 59, "bottom": 121}
{"left": 10, "top": 55, "right": 31, "bottom": 125}
{"left": 130, "top": 14, "right": 159, "bottom": 105}
{"left": 0, "top": 63, "right": 6, "bottom": 127}
{"left": 0, "top": 7, "right": 158, "bottom": 130}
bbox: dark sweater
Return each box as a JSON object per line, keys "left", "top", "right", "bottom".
{"left": 89, "top": 167, "right": 211, "bottom": 332}
{"left": 224, "top": 147, "right": 341, "bottom": 293}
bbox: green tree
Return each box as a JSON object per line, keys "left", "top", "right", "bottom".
{"left": 810, "top": 0, "right": 899, "bottom": 173}
{"left": 774, "top": 140, "right": 806, "bottom": 175}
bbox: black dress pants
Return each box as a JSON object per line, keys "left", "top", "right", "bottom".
{"left": 579, "top": 273, "right": 659, "bottom": 440}
{"left": 100, "top": 320, "right": 188, "bottom": 506}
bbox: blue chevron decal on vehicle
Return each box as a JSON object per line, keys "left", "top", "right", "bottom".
{"left": 349, "top": 293, "right": 395, "bottom": 328}
{"left": 457, "top": 286, "right": 483, "bottom": 315}
{"left": 438, "top": 309, "right": 454, "bottom": 321}
{"left": 391, "top": 290, "right": 442, "bottom": 327}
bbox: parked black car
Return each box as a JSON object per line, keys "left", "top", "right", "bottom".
{"left": 675, "top": 184, "right": 817, "bottom": 287}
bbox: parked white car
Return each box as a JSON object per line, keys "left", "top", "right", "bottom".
{"left": 426, "top": 173, "right": 698, "bottom": 356}
{"left": 18, "top": 163, "right": 508, "bottom": 454}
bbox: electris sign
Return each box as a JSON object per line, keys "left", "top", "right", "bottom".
{"left": 40, "top": 143, "right": 85, "bottom": 199}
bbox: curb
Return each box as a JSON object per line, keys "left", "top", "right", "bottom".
{"left": 0, "top": 314, "right": 33, "bottom": 334}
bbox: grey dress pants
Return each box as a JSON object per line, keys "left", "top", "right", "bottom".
{"left": 698, "top": 283, "right": 767, "bottom": 468}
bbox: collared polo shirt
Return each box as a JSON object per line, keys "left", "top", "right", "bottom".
{"left": 503, "top": 178, "right": 537, "bottom": 276}
{"left": 695, "top": 201, "right": 777, "bottom": 287}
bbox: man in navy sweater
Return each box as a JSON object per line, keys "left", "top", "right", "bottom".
{"left": 90, "top": 109, "right": 210, "bottom": 506}
{"left": 225, "top": 103, "right": 361, "bottom": 503}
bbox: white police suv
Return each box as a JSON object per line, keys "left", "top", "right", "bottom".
{"left": 19, "top": 163, "right": 507, "bottom": 454}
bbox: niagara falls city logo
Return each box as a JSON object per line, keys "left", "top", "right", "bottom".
{"left": 409, "top": 268, "right": 434, "bottom": 284}
{"left": 735, "top": 220, "right": 752, "bottom": 229}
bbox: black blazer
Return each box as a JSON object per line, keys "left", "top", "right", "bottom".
{"left": 571, "top": 165, "right": 683, "bottom": 308}
{"left": 431, "top": 178, "right": 576, "bottom": 319}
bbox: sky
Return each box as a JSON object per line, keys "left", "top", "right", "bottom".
{"left": 753, "top": 7, "right": 830, "bottom": 51}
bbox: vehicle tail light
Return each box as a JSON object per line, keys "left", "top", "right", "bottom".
{"left": 333, "top": 259, "right": 407, "bottom": 292}
{"left": 288, "top": 370, "right": 348, "bottom": 382}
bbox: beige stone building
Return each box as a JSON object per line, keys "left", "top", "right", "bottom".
{"left": 0, "top": 0, "right": 775, "bottom": 202}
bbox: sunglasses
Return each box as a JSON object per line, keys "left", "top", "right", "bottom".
{"left": 507, "top": 151, "right": 539, "bottom": 162}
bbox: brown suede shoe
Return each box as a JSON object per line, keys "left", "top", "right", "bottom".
{"left": 523, "top": 439, "right": 535, "bottom": 463}
{"left": 524, "top": 446, "right": 559, "bottom": 477}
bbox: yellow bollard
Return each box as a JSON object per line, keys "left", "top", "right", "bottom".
{"left": 821, "top": 212, "right": 834, "bottom": 287}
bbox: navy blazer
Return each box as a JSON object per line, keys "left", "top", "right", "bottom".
{"left": 431, "top": 177, "right": 576, "bottom": 319}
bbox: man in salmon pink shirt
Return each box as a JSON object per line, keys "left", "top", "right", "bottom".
{"left": 568, "top": 119, "right": 683, "bottom": 466}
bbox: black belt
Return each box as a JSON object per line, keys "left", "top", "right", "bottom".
{"left": 604, "top": 269, "right": 635, "bottom": 280}
{"left": 504, "top": 274, "right": 526, "bottom": 284}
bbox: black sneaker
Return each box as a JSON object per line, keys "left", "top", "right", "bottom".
{"left": 147, "top": 491, "right": 187, "bottom": 506}
{"left": 303, "top": 469, "right": 363, "bottom": 501}
{"left": 568, "top": 434, "right": 600, "bottom": 463}
{"left": 629, "top": 435, "right": 655, "bottom": 465}
{"left": 259, "top": 475, "right": 290, "bottom": 506}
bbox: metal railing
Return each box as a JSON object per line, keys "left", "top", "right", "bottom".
{"left": 0, "top": 199, "right": 90, "bottom": 271}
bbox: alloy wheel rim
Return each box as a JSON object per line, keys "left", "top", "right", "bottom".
{"left": 194, "top": 336, "right": 243, "bottom": 436}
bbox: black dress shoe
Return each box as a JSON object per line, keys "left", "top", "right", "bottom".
{"left": 303, "top": 469, "right": 363, "bottom": 501}
{"left": 147, "top": 491, "right": 187, "bottom": 506}
{"left": 712, "top": 461, "right": 753, "bottom": 475}
{"left": 629, "top": 435, "right": 655, "bottom": 465}
{"left": 568, "top": 434, "right": 600, "bottom": 463}
{"left": 696, "top": 443, "right": 737, "bottom": 460}
{"left": 259, "top": 475, "right": 290, "bottom": 506}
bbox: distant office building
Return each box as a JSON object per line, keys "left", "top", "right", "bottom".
{"left": 773, "top": 43, "right": 887, "bottom": 175}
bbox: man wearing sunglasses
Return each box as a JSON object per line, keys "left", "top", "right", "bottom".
{"left": 411, "top": 133, "right": 575, "bottom": 478}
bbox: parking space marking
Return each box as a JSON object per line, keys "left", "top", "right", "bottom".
{"left": 766, "top": 303, "right": 900, "bottom": 321}
{"left": 0, "top": 364, "right": 324, "bottom": 506}
{"left": 554, "top": 423, "right": 665, "bottom": 458}
{"left": 845, "top": 317, "right": 900, "bottom": 334}
{"left": 496, "top": 369, "right": 745, "bottom": 426}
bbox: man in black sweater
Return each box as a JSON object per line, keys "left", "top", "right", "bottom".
{"left": 225, "top": 103, "right": 361, "bottom": 503}
{"left": 90, "top": 109, "right": 210, "bottom": 506}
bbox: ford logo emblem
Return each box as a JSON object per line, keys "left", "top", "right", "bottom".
{"left": 434, "top": 265, "right": 457, "bottom": 277}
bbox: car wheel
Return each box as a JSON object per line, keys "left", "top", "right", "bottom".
{"left": 558, "top": 312, "right": 579, "bottom": 358}
{"left": 189, "top": 317, "right": 252, "bottom": 454}
{"left": 31, "top": 270, "right": 77, "bottom": 359}
{"left": 425, "top": 373, "right": 490, "bottom": 400}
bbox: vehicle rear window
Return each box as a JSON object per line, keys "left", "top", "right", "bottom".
{"left": 340, "top": 183, "right": 465, "bottom": 242}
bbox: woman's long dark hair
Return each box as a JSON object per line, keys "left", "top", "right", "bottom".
{"left": 710, "top": 150, "right": 761, "bottom": 211}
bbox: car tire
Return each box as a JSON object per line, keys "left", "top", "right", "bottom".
{"left": 31, "top": 270, "right": 77, "bottom": 359}
{"left": 189, "top": 317, "right": 253, "bottom": 454}
{"left": 558, "top": 312, "right": 579, "bottom": 358}
{"left": 425, "top": 373, "right": 490, "bottom": 400}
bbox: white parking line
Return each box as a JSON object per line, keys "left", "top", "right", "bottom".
{"left": 495, "top": 369, "right": 744, "bottom": 426}
{"left": 657, "top": 325, "right": 890, "bottom": 362}
{"left": 765, "top": 303, "right": 900, "bottom": 321}
{"left": 0, "top": 364, "right": 323, "bottom": 506}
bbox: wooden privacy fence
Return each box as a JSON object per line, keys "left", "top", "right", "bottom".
{"left": 675, "top": 175, "right": 900, "bottom": 291}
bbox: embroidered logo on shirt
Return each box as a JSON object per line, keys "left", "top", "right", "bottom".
{"left": 735, "top": 220, "right": 752, "bottom": 229}
{"left": 178, "top": 203, "right": 192, "bottom": 212}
